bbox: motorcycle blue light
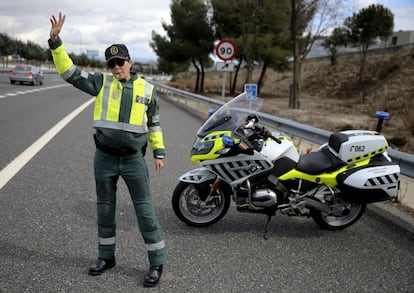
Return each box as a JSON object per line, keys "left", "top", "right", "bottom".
{"left": 222, "top": 136, "right": 234, "bottom": 147}
{"left": 375, "top": 111, "right": 390, "bottom": 120}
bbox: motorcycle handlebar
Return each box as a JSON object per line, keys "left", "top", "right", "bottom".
{"left": 242, "top": 117, "right": 282, "bottom": 144}
{"left": 269, "top": 134, "right": 282, "bottom": 144}
{"left": 253, "top": 125, "right": 282, "bottom": 144}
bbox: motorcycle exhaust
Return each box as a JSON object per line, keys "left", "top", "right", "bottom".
{"left": 303, "top": 198, "right": 331, "bottom": 214}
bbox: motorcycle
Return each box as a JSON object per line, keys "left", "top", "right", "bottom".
{"left": 172, "top": 92, "right": 400, "bottom": 236}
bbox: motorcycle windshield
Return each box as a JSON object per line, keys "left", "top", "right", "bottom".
{"left": 197, "top": 92, "right": 263, "bottom": 138}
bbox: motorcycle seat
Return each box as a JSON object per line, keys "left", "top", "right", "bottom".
{"left": 296, "top": 148, "right": 345, "bottom": 175}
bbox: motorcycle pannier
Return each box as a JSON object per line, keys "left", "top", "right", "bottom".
{"left": 328, "top": 130, "right": 388, "bottom": 164}
{"left": 336, "top": 164, "right": 400, "bottom": 203}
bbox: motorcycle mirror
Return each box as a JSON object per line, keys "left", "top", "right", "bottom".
{"left": 247, "top": 114, "right": 259, "bottom": 123}
{"left": 246, "top": 120, "right": 255, "bottom": 128}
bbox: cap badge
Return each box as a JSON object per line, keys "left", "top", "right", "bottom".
{"left": 110, "top": 46, "right": 119, "bottom": 55}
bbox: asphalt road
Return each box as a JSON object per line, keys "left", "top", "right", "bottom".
{"left": 0, "top": 73, "right": 413, "bottom": 293}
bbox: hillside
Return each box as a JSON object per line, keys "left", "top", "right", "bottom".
{"left": 168, "top": 49, "right": 414, "bottom": 154}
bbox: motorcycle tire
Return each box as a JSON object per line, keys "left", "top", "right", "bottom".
{"left": 311, "top": 202, "right": 367, "bottom": 231}
{"left": 172, "top": 181, "right": 231, "bottom": 227}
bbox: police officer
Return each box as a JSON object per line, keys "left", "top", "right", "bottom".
{"left": 49, "top": 12, "right": 167, "bottom": 287}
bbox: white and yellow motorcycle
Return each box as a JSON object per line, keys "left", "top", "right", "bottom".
{"left": 172, "top": 92, "right": 400, "bottom": 233}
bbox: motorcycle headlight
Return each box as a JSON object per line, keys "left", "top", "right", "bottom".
{"left": 191, "top": 141, "right": 214, "bottom": 156}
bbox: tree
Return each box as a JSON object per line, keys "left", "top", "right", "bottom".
{"left": 0, "top": 33, "right": 13, "bottom": 67}
{"left": 253, "top": 1, "right": 291, "bottom": 95}
{"left": 211, "top": 0, "right": 290, "bottom": 94}
{"left": 157, "top": 57, "right": 189, "bottom": 75}
{"left": 151, "top": 0, "right": 215, "bottom": 92}
{"left": 289, "top": 0, "right": 316, "bottom": 109}
{"left": 150, "top": 31, "right": 191, "bottom": 74}
{"left": 211, "top": 0, "right": 258, "bottom": 88}
{"left": 322, "top": 27, "right": 349, "bottom": 66}
{"left": 344, "top": 4, "right": 394, "bottom": 85}
{"left": 0, "top": 32, "right": 101, "bottom": 68}
{"left": 20, "top": 40, "right": 48, "bottom": 61}
{"left": 210, "top": 0, "right": 244, "bottom": 94}
{"left": 255, "top": 34, "right": 291, "bottom": 94}
{"left": 289, "top": 0, "right": 346, "bottom": 109}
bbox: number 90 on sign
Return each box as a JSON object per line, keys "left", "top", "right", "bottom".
{"left": 219, "top": 46, "right": 233, "bottom": 57}
{"left": 216, "top": 39, "right": 237, "bottom": 61}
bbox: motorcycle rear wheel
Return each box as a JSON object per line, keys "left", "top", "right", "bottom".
{"left": 172, "top": 181, "right": 231, "bottom": 227}
{"left": 311, "top": 202, "right": 366, "bottom": 231}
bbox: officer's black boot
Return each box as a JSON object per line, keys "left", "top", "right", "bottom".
{"left": 143, "top": 265, "right": 163, "bottom": 287}
{"left": 88, "top": 258, "right": 116, "bottom": 276}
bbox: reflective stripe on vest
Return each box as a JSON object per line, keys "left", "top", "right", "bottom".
{"left": 93, "top": 74, "right": 153, "bottom": 133}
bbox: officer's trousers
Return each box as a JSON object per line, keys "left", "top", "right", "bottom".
{"left": 93, "top": 149, "right": 167, "bottom": 266}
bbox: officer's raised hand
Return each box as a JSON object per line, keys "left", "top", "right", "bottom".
{"left": 49, "top": 12, "right": 66, "bottom": 41}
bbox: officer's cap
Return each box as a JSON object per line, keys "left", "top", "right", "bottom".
{"left": 105, "top": 44, "right": 130, "bottom": 62}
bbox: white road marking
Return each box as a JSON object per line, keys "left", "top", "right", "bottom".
{"left": 0, "top": 84, "right": 69, "bottom": 99}
{"left": 0, "top": 97, "right": 95, "bottom": 190}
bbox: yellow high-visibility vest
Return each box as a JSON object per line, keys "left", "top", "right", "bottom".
{"left": 93, "top": 74, "right": 153, "bottom": 133}
{"left": 51, "top": 41, "right": 165, "bottom": 152}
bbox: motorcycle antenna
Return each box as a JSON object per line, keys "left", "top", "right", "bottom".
{"left": 374, "top": 111, "right": 390, "bottom": 133}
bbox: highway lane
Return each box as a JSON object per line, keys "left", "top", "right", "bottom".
{"left": 0, "top": 73, "right": 413, "bottom": 292}
{"left": 0, "top": 73, "right": 89, "bottom": 171}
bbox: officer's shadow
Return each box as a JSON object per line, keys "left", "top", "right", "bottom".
{"left": 1, "top": 239, "right": 147, "bottom": 280}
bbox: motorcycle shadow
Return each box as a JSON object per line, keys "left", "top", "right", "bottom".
{"left": 163, "top": 206, "right": 342, "bottom": 239}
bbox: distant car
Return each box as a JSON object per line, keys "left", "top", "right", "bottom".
{"left": 9, "top": 65, "right": 44, "bottom": 85}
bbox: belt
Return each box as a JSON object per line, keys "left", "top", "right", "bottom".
{"left": 93, "top": 134, "right": 137, "bottom": 156}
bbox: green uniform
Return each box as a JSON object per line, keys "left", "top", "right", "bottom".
{"left": 49, "top": 38, "right": 167, "bottom": 266}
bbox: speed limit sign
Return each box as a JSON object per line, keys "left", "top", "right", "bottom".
{"left": 215, "top": 39, "right": 237, "bottom": 61}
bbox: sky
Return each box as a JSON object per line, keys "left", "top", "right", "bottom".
{"left": 0, "top": 0, "right": 413, "bottom": 62}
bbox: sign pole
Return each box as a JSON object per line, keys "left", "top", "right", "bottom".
{"left": 221, "top": 69, "right": 227, "bottom": 102}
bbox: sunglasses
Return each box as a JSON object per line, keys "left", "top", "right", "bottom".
{"left": 107, "top": 59, "right": 127, "bottom": 68}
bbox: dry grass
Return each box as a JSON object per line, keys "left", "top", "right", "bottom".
{"left": 168, "top": 49, "right": 414, "bottom": 154}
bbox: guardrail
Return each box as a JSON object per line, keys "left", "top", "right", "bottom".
{"left": 153, "top": 82, "right": 414, "bottom": 178}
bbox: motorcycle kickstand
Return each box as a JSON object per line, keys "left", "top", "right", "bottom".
{"left": 263, "top": 213, "right": 275, "bottom": 240}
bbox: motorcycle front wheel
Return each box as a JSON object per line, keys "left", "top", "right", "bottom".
{"left": 311, "top": 202, "right": 367, "bottom": 231}
{"left": 172, "top": 181, "right": 231, "bottom": 227}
